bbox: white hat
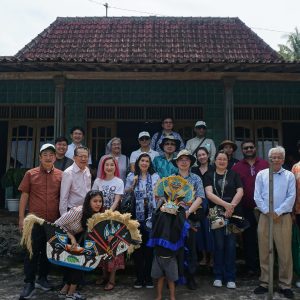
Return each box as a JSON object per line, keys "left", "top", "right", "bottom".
{"left": 40, "top": 143, "right": 56, "bottom": 153}
{"left": 195, "top": 121, "right": 207, "bottom": 128}
{"left": 138, "top": 131, "right": 150, "bottom": 139}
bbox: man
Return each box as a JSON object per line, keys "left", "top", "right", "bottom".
{"left": 232, "top": 139, "right": 268, "bottom": 275}
{"left": 18, "top": 144, "right": 62, "bottom": 299}
{"left": 65, "top": 126, "right": 92, "bottom": 165}
{"left": 54, "top": 136, "right": 74, "bottom": 171}
{"left": 59, "top": 146, "right": 91, "bottom": 215}
{"left": 152, "top": 135, "right": 180, "bottom": 178}
{"left": 129, "top": 131, "right": 159, "bottom": 172}
{"left": 151, "top": 116, "right": 185, "bottom": 155}
{"left": 254, "top": 146, "right": 295, "bottom": 299}
{"left": 186, "top": 121, "right": 216, "bottom": 161}
{"left": 172, "top": 149, "right": 204, "bottom": 290}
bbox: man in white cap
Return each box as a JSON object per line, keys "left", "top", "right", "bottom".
{"left": 129, "top": 131, "right": 159, "bottom": 172}
{"left": 18, "top": 143, "right": 62, "bottom": 299}
{"left": 186, "top": 121, "right": 216, "bottom": 161}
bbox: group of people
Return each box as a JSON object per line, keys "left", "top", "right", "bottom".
{"left": 17, "top": 117, "right": 300, "bottom": 300}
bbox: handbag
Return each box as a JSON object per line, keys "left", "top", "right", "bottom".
{"left": 227, "top": 215, "right": 250, "bottom": 234}
{"left": 119, "top": 190, "right": 135, "bottom": 215}
{"left": 208, "top": 205, "right": 225, "bottom": 230}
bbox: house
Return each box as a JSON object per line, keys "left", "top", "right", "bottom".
{"left": 0, "top": 16, "right": 300, "bottom": 207}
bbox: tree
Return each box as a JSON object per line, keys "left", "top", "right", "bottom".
{"left": 278, "top": 27, "right": 300, "bottom": 61}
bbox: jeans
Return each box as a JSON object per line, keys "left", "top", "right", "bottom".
{"left": 212, "top": 227, "right": 236, "bottom": 282}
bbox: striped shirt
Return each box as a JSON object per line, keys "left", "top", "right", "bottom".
{"left": 55, "top": 206, "right": 83, "bottom": 235}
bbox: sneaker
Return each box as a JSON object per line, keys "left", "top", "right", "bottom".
{"left": 65, "top": 292, "right": 86, "bottom": 300}
{"left": 20, "top": 282, "right": 35, "bottom": 299}
{"left": 213, "top": 280, "right": 222, "bottom": 287}
{"left": 145, "top": 280, "right": 154, "bottom": 289}
{"left": 35, "top": 277, "right": 52, "bottom": 291}
{"left": 133, "top": 280, "right": 143, "bottom": 289}
{"left": 278, "top": 288, "right": 294, "bottom": 299}
{"left": 296, "top": 281, "right": 300, "bottom": 288}
{"left": 254, "top": 285, "right": 268, "bottom": 294}
{"left": 226, "top": 281, "right": 236, "bottom": 289}
{"left": 58, "top": 290, "right": 67, "bottom": 299}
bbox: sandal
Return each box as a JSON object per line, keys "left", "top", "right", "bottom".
{"left": 104, "top": 282, "right": 115, "bottom": 291}
{"left": 95, "top": 278, "right": 108, "bottom": 286}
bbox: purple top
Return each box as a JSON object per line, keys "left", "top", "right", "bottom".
{"left": 232, "top": 157, "right": 268, "bottom": 209}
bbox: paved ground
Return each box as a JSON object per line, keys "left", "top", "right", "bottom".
{"left": 1, "top": 256, "right": 300, "bottom": 300}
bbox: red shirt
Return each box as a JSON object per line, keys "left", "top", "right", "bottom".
{"left": 18, "top": 166, "right": 62, "bottom": 222}
{"left": 232, "top": 157, "right": 269, "bottom": 209}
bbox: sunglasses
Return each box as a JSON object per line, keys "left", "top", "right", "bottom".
{"left": 243, "top": 146, "right": 255, "bottom": 150}
{"left": 139, "top": 137, "right": 150, "bottom": 141}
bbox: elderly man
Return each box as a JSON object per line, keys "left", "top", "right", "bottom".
{"left": 129, "top": 131, "right": 159, "bottom": 172}
{"left": 186, "top": 121, "right": 216, "bottom": 161}
{"left": 59, "top": 146, "right": 91, "bottom": 215}
{"left": 151, "top": 116, "right": 185, "bottom": 155}
{"left": 153, "top": 135, "right": 180, "bottom": 178}
{"left": 254, "top": 146, "right": 295, "bottom": 299}
{"left": 172, "top": 149, "right": 204, "bottom": 290}
{"left": 18, "top": 144, "right": 62, "bottom": 299}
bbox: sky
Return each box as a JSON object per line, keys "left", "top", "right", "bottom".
{"left": 0, "top": 0, "right": 299, "bottom": 56}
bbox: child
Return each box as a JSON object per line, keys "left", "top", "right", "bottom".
{"left": 148, "top": 204, "right": 188, "bottom": 300}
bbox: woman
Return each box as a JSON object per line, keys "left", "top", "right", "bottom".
{"left": 125, "top": 153, "right": 160, "bottom": 289}
{"left": 92, "top": 155, "right": 124, "bottom": 291}
{"left": 97, "top": 137, "right": 129, "bottom": 183}
{"left": 55, "top": 190, "right": 103, "bottom": 300}
{"left": 191, "top": 147, "right": 214, "bottom": 267}
{"left": 218, "top": 140, "right": 239, "bottom": 169}
{"left": 204, "top": 150, "right": 243, "bottom": 289}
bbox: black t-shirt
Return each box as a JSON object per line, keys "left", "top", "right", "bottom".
{"left": 204, "top": 169, "right": 243, "bottom": 209}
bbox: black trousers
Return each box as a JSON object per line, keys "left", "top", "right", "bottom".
{"left": 242, "top": 209, "right": 259, "bottom": 272}
{"left": 132, "top": 225, "right": 153, "bottom": 282}
{"left": 24, "top": 224, "right": 50, "bottom": 283}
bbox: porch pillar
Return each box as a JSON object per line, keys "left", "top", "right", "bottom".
{"left": 223, "top": 78, "right": 235, "bottom": 140}
{"left": 54, "top": 76, "right": 65, "bottom": 138}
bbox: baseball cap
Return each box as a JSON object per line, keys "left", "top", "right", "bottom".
{"left": 40, "top": 143, "right": 56, "bottom": 154}
{"left": 195, "top": 121, "right": 207, "bottom": 128}
{"left": 138, "top": 131, "right": 150, "bottom": 139}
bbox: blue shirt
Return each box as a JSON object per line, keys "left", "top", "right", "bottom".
{"left": 254, "top": 167, "right": 296, "bottom": 215}
{"left": 178, "top": 172, "right": 205, "bottom": 200}
{"left": 153, "top": 155, "right": 178, "bottom": 178}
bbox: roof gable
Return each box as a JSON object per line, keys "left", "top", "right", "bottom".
{"left": 16, "top": 16, "right": 280, "bottom": 63}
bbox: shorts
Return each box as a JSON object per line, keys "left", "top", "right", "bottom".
{"left": 151, "top": 255, "right": 178, "bottom": 282}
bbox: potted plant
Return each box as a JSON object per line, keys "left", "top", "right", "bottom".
{"left": 1, "top": 168, "right": 28, "bottom": 212}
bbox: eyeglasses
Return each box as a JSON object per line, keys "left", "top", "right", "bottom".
{"left": 243, "top": 146, "right": 254, "bottom": 150}
{"left": 195, "top": 126, "right": 206, "bottom": 129}
{"left": 139, "top": 137, "right": 150, "bottom": 141}
{"left": 164, "top": 143, "right": 176, "bottom": 146}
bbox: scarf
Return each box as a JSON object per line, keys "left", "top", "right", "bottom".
{"left": 134, "top": 173, "right": 154, "bottom": 222}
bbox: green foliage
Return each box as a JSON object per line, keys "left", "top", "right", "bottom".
{"left": 278, "top": 27, "right": 300, "bottom": 61}
{"left": 1, "top": 168, "right": 28, "bottom": 198}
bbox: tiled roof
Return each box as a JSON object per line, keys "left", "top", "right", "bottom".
{"left": 16, "top": 17, "right": 280, "bottom": 63}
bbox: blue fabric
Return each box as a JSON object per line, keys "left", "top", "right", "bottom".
{"left": 153, "top": 155, "right": 178, "bottom": 178}
{"left": 176, "top": 275, "right": 187, "bottom": 285}
{"left": 212, "top": 227, "right": 236, "bottom": 282}
{"left": 178, "top": 172, "right": 205, "bottom": 199}
{"left": 147, "top": 220, "right": 190, "bottom": 251}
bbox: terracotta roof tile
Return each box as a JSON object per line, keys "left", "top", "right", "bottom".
{"left": 15, "top": 17, "right": 280, "bottom": 63}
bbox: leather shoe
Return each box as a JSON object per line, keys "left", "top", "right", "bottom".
{"left": 278, "top": 288, "right": 294, "bottom": 299}
{"left": 253, "top": 285, "right": 268, "bottom": 294}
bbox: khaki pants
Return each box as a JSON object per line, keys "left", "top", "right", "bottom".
{"left": 257, "top": 213, "right": 293, "bottom": 289}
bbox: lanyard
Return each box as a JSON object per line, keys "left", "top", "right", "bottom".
{"left": 213, "top": 170, "right": 227, "bottom": 199}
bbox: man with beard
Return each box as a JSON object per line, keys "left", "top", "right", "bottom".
{"left": 232, "top": 139, "right": 268, "bottom": 276}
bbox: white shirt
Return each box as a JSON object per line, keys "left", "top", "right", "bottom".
{"left": 92, "top": 177, "right": 124, "bottom": 209}
{"left": 59, "top": 162, "right": 91, "bottom": 215}
{"left": 186, "top": 136, "right": 216, "bottom": 161}
{"left": 65, "top": 143, "right": 92, "bottom": 164}
{"left": 129, "top": 148, "right": 159, "bottom": 164}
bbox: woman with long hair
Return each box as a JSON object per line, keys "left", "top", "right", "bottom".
{"left": 92, "top": 155, "right": 124, "bottom": 291}
{"left": 55, "top": 190, "right": 103, "bottom": 300}
{"left": 204, "top": 150, "right": 243, "bottom": 289}
{"left": 125, "top": 153, "right": 160, "bottom": 289}
{"left": 97, "top": 137, "right": 129, "bottom": 183}
{"left": 191, "top": 147, "right": 214, "bottom": 267}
